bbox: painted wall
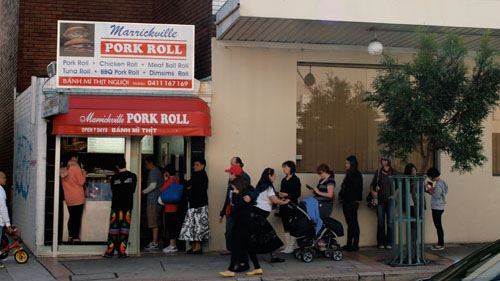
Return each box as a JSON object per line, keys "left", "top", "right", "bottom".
{"left": 239, "top": 0, "right": 500, "bottom": 30}
{"left": 13, "top": 77, "right": 47, "bottom": 254}
{"left": 207, "top": 38, "right": 500, "bottom": 251}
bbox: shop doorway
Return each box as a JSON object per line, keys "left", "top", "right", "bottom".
{"left": 138, "top": 136, "right": 205, "bottom": 253}
{"left": 57, "top": 136, "right": 128, "bottom": 247}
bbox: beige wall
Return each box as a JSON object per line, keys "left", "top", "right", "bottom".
{"left": 207, "top": 38, "right": 500, "bottom": 251}
{"left": 239, "top": 0, "right": 500, "bottom": 29}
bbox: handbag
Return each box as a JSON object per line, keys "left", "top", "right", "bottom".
{"left": 160, "top": 178, "right": 184, "bottom": 204}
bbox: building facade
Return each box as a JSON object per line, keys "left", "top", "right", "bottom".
{"left": 4, "top": 0, "right": 500, "bottom": 257}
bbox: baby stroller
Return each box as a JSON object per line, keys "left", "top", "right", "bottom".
{"left": 0, "top": 226, "right": 29, "bottom": 264}
{"left": 287, "top": 200, "right": 344, "bottom": 263}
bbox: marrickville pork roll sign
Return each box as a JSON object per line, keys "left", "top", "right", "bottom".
{"left": 56, "top": 20, "right": 194, "bottom": 91}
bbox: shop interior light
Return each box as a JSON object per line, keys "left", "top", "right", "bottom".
{"left": 367, "top": 28, "right": 383, "bottom": 55}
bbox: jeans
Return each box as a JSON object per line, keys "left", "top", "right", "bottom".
{"left": 376, "top": 198, "right": 394, "bottom": 247}
{"left": 432, "top": 209, "right": 444, "bottom": 246}
{"left": 342, "top": 203, "right": 360, "bottom": 247}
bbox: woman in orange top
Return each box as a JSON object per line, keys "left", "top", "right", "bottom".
{"left": 158, "top": 164, "right": 181, "bottom": 253}
{"left": 60, "top": 150, "right": 86, "bottom": 243}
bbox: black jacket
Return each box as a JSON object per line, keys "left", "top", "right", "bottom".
{"left": 219, "top": 171, "right": 251, "bottom": 218}
{"left": 340, "top": 172, "right": 363, "bottom": 204}
{"left": 230, "top": 190, "right": 251, "bottom": 230}
{"left": 280, "top": 174, "right": 301, "bottom": 204}
{"left": 185, "top": 170, "right": 209, "bottom": 208}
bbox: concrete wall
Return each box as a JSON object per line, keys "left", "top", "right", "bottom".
{"left": 13, "top": 78, "right": 47, "bottom": 254}
{"left": 207, "top": 38, "right": 500, "bottom": 251}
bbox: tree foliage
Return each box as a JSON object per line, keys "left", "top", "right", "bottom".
{"left": 364, "top": 33, "right": 500, "bottom": 173}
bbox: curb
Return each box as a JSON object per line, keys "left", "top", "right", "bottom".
{"left": 222, "top": 270, "right": 440, "bottom": 281}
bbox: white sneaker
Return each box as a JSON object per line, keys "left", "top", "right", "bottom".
{"left": 0, "top": 263, "right": 4, "bottom": 269}
{"left": 162, "top": 246, "right": 178, "bottom": 253}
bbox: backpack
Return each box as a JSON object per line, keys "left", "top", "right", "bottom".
{"left": 160, "top": 178, "right": 184, "bottom": 204}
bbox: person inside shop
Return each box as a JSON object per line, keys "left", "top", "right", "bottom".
{"left": 142, "top": 156, "right": 164, "bottom": 250}
{"left": 310, "top": 164, "right": 336, "bottom": 219}
{"left": 179, "top": 158, "right": 210, "bottom": 254}
{"left": 279, "top": 160, "right": 301, "bottom": 254}
{"left": 219, "top": 157, "right": 251, "bottom": 256}
{"left": 158, "top": 164, "right": 181, "bottom": 253}
{"left": 60, "top": 150, "right": 86, "bottom": 244}
{"left": 104, "top": 157, "right": 137, "bottom": 258}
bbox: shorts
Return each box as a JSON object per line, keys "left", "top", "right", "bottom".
{"left": 146, "top": 204, "right": 162, "bottom": 228}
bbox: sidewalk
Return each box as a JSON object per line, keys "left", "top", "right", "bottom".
{"left": 1, "top": 244, "right": 485, "bottom": 281}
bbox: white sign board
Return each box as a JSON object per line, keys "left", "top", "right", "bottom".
{"left": 56, "top": 20, "right": 194, "bottom": 91}
{"left": 87, "top": 137, "right": 125, "bottom": 154}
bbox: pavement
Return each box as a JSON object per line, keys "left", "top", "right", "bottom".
{"left": 0, "top": 243, "right": 486, "bottom": 281}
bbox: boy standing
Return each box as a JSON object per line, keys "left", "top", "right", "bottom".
{"left": 0, "top": 170, "right": 13, "bottom": 269}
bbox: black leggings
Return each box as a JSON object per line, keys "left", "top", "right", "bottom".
{"left": 342, "top": 203, "right": 360, "bottom": 247}
{"left": 164, "top": 212, "right": 181, "bottom": 240}
{"left": 67, "top": 204, "right": 84, "bottom": 239}
{"left": 432, "top": 209, "right": 444, "bottom": 246}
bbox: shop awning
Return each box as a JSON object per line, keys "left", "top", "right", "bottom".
{"left": 52, "top": 95, "right": 211, "bottom": 136}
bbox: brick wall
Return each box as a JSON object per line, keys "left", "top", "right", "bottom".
{"left": 17, "top": 0, "right": 155, "bottom": 93}
{"left": 0, "top": 0, "right": 20, "bottom": 209}
{"left": 153, "top": 0, "right": 214, "bottom": 80}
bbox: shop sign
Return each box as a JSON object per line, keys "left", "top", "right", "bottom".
{"left": 42, "top": 94, "right": 68, "bottom": 118}
{"left": 56, "top": 20, "right": 194, "bottom": 91}
{"left": 54, "top": 109, "right": 210, "bottom": 136}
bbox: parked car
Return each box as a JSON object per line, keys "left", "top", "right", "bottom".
{"left": 421, "top": 239, "right": 500, "bottom": 281}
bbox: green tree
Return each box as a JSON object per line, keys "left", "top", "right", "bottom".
{"left": 364, "top": 33, "right": 500, "bottom": 173}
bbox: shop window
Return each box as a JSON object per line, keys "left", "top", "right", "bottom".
{"left": 493, "top": 133, "right": 500, "bottom": 176}
{"left": 296, "top": 63, "right": 433, "bottom": 173}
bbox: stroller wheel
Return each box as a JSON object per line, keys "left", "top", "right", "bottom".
{"left": 302, "top": 251, "right": 313, "bottom": 263}
{"left": 14, "top": 249, "right": 29, "bottom": 264}
{"left": 323, "top": 248, "right": 333, "bottom": 258}
{"left": 294, "top": 249, "right": 302, "bottom": 260}
{"left": 332, "top": 250, "right": 343, "bottom": 261}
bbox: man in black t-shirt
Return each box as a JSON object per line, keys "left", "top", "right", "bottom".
{"left": 104, "top": 157, "right": 137, "bottom": 258}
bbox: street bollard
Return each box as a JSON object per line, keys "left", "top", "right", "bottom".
{"left": 389, "top": 175, "right": 428, "bottom": 266}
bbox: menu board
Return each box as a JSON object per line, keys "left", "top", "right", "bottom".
{"left": 141, "top": 135, "right": 154, "bottom": 154}
{"left": 87, "top": 137, "right": 125, "bottom": 154}
{"left": 56, "top": 20, "right": 194, "bottom": 91}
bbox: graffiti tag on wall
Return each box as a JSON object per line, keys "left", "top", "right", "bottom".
{"left": 14, "top": 136, "right": 33, "bottom": 200}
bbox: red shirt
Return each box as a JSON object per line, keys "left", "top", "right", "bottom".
{"left": 160, "top": 176, "right": 179, "bottom": 213}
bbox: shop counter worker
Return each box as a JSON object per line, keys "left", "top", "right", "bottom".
{"left": 179, "top": 158, "right": 210, "bottom": 254}
{"left": 104, "top": 157, "right": 137, "bottom": 258}
{"left": 143, "top": 156, "right": 164, "bottom": 250}
{"left": 61, "top": 150, "right": 86, "bottom": 244}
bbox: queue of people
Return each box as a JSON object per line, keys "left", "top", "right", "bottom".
{"left": 54, "top": 151, "right": 448, "bottom": 273}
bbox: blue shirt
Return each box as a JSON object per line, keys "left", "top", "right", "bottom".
{"left": 147, "top": 167, "right": 164, "bottom": 205}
